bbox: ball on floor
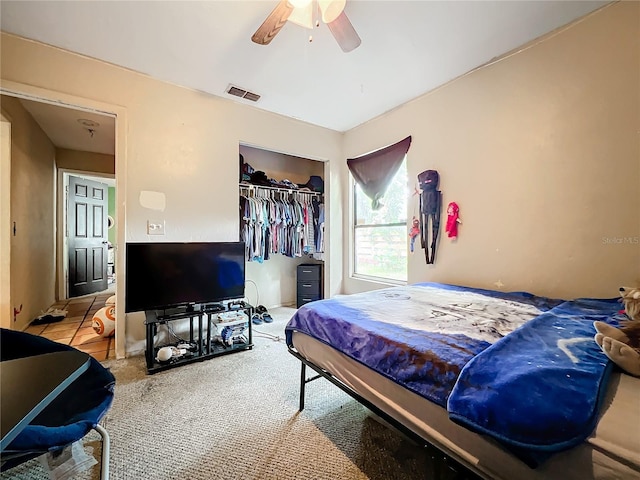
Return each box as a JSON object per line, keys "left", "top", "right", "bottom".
{"left": 92, "top": 306, "right": 116, "bottom": 337}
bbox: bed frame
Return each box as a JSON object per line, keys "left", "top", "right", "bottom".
{"left": 288, "top": 345, "right": 483, "bottom": 480}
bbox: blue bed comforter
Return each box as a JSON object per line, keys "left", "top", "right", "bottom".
{"left": 286, "top": 283, "right": 562, "bottom": 407}
{"left": 447, "top": 298, "right": 621, "bottom": 466}
{"left": 285, "top": 283, "right": 620, "bottom": 466}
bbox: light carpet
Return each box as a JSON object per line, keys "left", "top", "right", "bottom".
{"left": 1, "top": 307, "right": 470, "bottom": 480}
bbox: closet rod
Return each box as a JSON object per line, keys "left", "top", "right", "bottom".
{"left": 238, "top": 183, "right": 322, "bottom": 198}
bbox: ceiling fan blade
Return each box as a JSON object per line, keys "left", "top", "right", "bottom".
{"left": 327, "top": 10, "right": 361, "bottom": 53}
{"left": 251, "top": 0, "right": 294, "bottom": 46}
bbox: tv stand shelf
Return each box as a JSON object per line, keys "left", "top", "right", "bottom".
{"left": 144, "top": 303, "right": 253, "bottom": 374}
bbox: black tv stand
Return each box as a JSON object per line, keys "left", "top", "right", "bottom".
{"left": 157, "top": 308, "right": 198, "bottom": 321}
{"left": 144, "top": 302, "right": 253, "bottom": 374}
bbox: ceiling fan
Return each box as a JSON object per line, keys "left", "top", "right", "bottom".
{"left": 251, "top": 0, "right": 361, "bottom": 53}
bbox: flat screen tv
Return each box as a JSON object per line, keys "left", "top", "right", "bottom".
{"left": 125, "top": 241, "right": 245, "bottom": 313}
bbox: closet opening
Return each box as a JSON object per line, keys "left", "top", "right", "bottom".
{"left": 239, "top": 144, "right": 325, "bottom": 311}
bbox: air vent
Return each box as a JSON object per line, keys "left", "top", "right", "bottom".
{"left": 226, "top": 85, "right": 261, "bottom": 102}
{"left": 243, "top": 91, "right": 261, "bottom": 102}
{"left": 227, "top": 86, "right": 246, "bottom": 97}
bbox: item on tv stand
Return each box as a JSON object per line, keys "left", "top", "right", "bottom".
{"left": 228, "top": 299, "right": 247, "bottom": 310}
{"left": 155, "top": 346, "right": 188, "bottom": 363}
{"left": 143, "top": 302, "right": 254, "bottom": 374}
{"left": 204, "top": 303, "right": 225, "bottom": 312}
{"left": 156, "top": 346, "right": 173, "bottom": 362}
{"left": 212, "top": 311, "right": 249, "bottom": 347}
{"left": 214, "top": 311, "right": 249, "bottom": 323}
{"left": 220, "top": 325, "right": 247, "bottom": 346}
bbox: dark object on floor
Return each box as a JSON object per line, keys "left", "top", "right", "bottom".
{"left": 31, "top": 314, "right": 65, "bottom": 325}
{"left": 254, "top": 305, "right": 273, "bottom": 324}
{"left": 0, "top": 328, "right": 115, "bottom": 479}
{"left": 256, "top": 305, "right": 267, "bottom": 314}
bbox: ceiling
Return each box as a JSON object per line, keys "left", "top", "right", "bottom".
{"left": 16, "top": 98, "right": 116, "bottom": 155}
{"left": 1, "top": 1, "right": 609, "bottom": 133}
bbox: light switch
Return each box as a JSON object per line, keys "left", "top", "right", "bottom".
{"left": 147, "top": 220, "right": 165, "bottom": 235}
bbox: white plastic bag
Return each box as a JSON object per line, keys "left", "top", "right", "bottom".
{"left": 39, "top": 441, "right": 97, "bottom": 480}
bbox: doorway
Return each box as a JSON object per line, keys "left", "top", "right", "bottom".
{"left": 61, "top": 172, "right": 117, "bottom": 299}
{"left": 1, "top": 81, "right": 126, "bottom": 358}
{"left": 1, "top": 91, "right": 116, "bottom": 326}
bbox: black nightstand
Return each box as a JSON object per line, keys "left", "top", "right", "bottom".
{"left": 296, "top": 263, "right": 323, "bottom": 308}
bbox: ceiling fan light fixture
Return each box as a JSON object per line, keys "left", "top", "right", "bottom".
{"left": 288, "top": 0, "right": 312, "bottom": 8}
{"left": 319, "top": 0, "right": 346, "bottom": 23}
{"left": 288, "top": 2, "right": 314, "bottom": 29}
{"left": 252, "top": 0, "right": 359, "bottom": 52}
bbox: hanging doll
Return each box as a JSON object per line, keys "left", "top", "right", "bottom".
{"left": 417, "top": 170, "right": 442, "bottom": 264}
{"left": 409, "top": 217, "right": 420, "bottom": 253}
{"left": 445, "top": 202, "right": 462, "bottom": 239}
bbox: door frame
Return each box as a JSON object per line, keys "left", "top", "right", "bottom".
{"left": 58, "top": 169, "right": 115, "bottom": 300}
{"left": 0, "top": 112, "right": 12, "bottom": 329}
{"left": 0, "top": 81, "right": 127, "bottom": 359}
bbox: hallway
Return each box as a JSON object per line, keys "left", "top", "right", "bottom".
{"left": 24, "top": 290, "right": 116, "bottom": 361}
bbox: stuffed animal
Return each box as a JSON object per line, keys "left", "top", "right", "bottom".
{"left": 409, "top": 217, "right": 420, "bottom": 253}
{"left": 593, "top": 287, "right": 640, "bottom": 377}
{"left": 445, "top": 202, "right": 461, "bottom": 239}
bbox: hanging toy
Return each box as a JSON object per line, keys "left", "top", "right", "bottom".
{"left": 418, "top": 170, "right": 442, "bottom": 264}
{"left": 445, "top": 202, "right": 462, "bottom": 239}
{"left": 409, "top": 217, "right": 420, "bottom": 253}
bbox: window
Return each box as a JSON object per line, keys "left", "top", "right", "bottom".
{"left": 353, "top": 159, "right": 408, "bottom": 282}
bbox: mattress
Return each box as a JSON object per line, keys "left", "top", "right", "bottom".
{"left": 292, "top": 331, "right": 640, "bottom": 480}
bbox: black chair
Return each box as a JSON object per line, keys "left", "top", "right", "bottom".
{"left": 0, "top": 328, "right": 115, "bottom": 479}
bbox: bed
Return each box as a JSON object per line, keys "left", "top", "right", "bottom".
{"left": 284, "top": 283, "right": 640, "bottom": 480}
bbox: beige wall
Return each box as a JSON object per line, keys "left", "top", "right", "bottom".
{"left": 0, "top": 95, "right": 57, "bottom": 331}
{"left": 56, "top": 147, "right": 115, "bottom": 174}
{"left": 0, "top": 32, "right": 343, "bottom": 355}
{"left": 343, "top": 1, "right": 640, "bottom": 299}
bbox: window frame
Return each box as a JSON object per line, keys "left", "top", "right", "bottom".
{"left": 350, "top": 159, "right": 408, "bottom": 285}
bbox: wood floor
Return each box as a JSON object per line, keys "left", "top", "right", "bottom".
{"left": 23, "top": 290, "right": 116, "bottom": 362}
